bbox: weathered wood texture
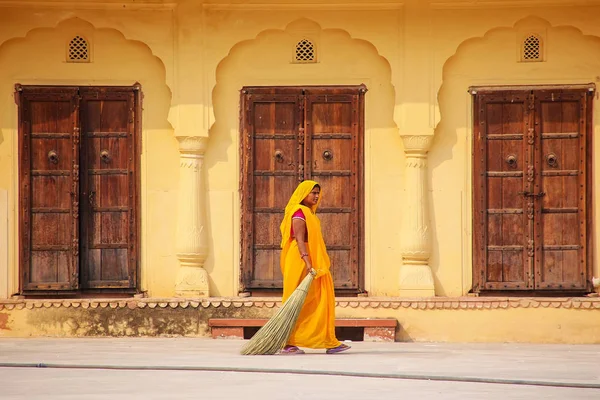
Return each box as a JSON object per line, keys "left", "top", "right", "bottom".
{"left": 240, "top": 86, "right": 366, "bottom": 294}
{"left": 473, "top": 88, "right": 592, "bottom": 293}
{"left": 17, "top": 85, "right": 141, "bottom": 294}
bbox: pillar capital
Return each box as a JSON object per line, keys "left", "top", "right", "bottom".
{"left": 400, "top": 134, "right": 433, "bottom": 155}
{"left": 177, "top": 136, "right": 208, "bottom": 156}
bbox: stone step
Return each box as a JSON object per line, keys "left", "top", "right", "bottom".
{"left": 208, "top": 318, "right": 397, "bottom": 342}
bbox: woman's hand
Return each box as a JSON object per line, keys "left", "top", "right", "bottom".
{"left": 304, "top": 261, "right": 313, "bottom": 274}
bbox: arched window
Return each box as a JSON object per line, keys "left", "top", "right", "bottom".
{"left": 67, "top": 35, "right": 90, "bottom": 63}
{"left": 522, "top": 34, "right": 542, "bottom": 62}
{"left": 294, "top": 39, "right": 316, "bottom": 63}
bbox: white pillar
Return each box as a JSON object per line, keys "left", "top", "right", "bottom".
{"left": 174, "top": 136, "right": 210, "bottom": 298}
{"left": 399, "top": 135, "right": 435, "bottom": 297}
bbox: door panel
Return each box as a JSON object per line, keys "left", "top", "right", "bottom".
{"left": 305, "top": 91, "right": 360, "bottom": 290}
{"left": 241, "top": 93, "right": 302, "bottom": 289}
{"left": 474, "top": 93, "right": 530, "bottom": 291}
{"left": 240, "top": 86, "right": 365, "bottom": 294}
{"left": 80, "top": 88, "right": 137, "bottom": 289}
{"left": 473, "top": 87, "right": 592, "bottom": 293}
{"left": 19, "top": 87, "right": 80, "bottom": 291}
{"left": 535, "top": 92, "right": 588, "bottom": 290}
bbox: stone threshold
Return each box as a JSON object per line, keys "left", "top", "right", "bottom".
{"left": 1, "top": 296, "right": 600, "bottom": 311}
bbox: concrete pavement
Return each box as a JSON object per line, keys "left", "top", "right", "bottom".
{"left": 0, "top": 338, "right": 599, "bottom": 399}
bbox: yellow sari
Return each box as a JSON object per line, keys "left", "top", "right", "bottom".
{"left": 279, "top": 180, "right": 341, "bottom": 349}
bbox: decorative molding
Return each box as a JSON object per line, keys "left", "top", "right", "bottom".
{"left": 430, "top": 0, "right": 600, "bottom": 9}
{"left": 0, "top": 1, "right": 177, "bottom": 10}
{"left": 401, "top": 135, "right": 433, "bottom": 154}
{"left": 180, "top": 158, "right": 201, "bottom": 172}
{"left": 1, "top": 297, "right": 599, "bottom": 311}
{"left": 174, "top": 266, "right": 209, "bottom": 298}
{"left": 178, "top": 136, "right": 208, "bottom": 156}
{"left": 406, "top": 158, "right": 427, "bottom": 168}
{"left": 202, "top": 2, "right": 405, "bottom": 11}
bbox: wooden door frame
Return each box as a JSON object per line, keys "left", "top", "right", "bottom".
{"left": 15, "top": 83, "right": 143, "bottom": 296}
{"left": 239, "top": 85, "right": 366, "bottom": 296}
{"left": 471, "top": 84, "right": 594, "bottom": 295}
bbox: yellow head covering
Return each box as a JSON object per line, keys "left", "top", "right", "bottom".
{"left": 280, "top": 180, "right": 321, "bottom": 248}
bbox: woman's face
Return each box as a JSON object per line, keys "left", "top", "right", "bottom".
{"left": 302, "top": 186, "right": 320, "bottom": 207}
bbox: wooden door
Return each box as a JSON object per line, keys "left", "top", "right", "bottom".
{"left": 473, "top": 87, "right": 593, "bottom": 293}
{"left": 18, "top": 86, "right": 80, "bottom": 291}
{"left": 240, "top": 86, "right": 365, "bottom": 294}
{"left": 80, "top": 87, "right": 140, "bottom": 290}
{"left": 473, "top": 91, "right": 531, "bottom": 291}
{"left": 240, "top": 88, "right": 303, "bottom": 290}
{"left": 304, "top": 88, "right": 363, "bottom": 290}
{"left": 17, "top": 85, "right": 141, "bottom": 294}
{"left": 534, "top": 90, "right": 591, "bottom": 290}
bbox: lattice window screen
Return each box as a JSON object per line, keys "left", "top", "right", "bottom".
{"left": 294, "top": 39, "right": 316, "bottom": 63}
{"left": 67, "top": 36, "right": 90, "bottom": 63}
{"left": 522, "top": 35, "right": 542, "bottom": 62}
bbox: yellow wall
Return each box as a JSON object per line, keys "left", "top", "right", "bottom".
{"left": 207, "top": 17, "right": 398, "bottom": 296}
{"left": 0, "top": 16, "right": 178, "bottom": 297}
{"left": 0, "top": 0, "right": 599, "bottom": 299}
{"left": 432, "top": 15, "right": 600, "bottom": 295}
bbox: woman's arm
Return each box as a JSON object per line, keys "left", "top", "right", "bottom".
{"left": 292, "top": 218, "right": 312, "bottom": 273}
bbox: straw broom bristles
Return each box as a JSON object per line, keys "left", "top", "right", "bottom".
{"left": 240, "top": 269, "right": 316, "bottom": 355}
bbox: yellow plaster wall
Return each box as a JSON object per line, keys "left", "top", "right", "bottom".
{"left": 0, "top": 16, "right": 178, "bottom": 297}
{"left": 1, "top": 1, "right": 600, "bottom": 301}
{"left": 432, "top": 15, "right": 600, "bottom": 295}
{"left": 1, "top": 300, "right": 599, "bottom": 344}
{"left": 205, "top": 5, "right": 600, "bottom": 297}
{"left": 0, "top": 6, "right": 176, "bottom": 92}
{"left": 207, "top": 16, "right": 399, "bottom": 296}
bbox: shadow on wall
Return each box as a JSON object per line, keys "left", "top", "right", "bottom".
{"left": 429, "top": 15, "right": 600, "bottom": 295}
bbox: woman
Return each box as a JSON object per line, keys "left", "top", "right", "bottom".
{"left": 279, "top": 180, "right": 351, "bottom": 355}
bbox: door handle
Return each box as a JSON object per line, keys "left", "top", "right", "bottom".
{"left": 518, "top": 191, "right": 545, "bottom": 198}
{"left": 89, "top": 190, "right": 96, "bottom": 206}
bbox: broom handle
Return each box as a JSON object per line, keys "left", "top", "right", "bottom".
{"left": 309, "top": 268, "right": 317, "bottom": 277}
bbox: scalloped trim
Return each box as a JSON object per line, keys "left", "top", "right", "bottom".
{"left": 1, "top": 297, "right": 599, "bottom": 311}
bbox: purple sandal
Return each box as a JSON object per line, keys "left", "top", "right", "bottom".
{"left": 326, "top": 343, "right": 351, "bottom": 354}
{"left": 280, "top": 346, "right": 305, "bottom": 355}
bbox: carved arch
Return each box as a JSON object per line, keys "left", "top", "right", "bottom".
{"left": 211, "top": 18, "right": 396, "bottom": 134}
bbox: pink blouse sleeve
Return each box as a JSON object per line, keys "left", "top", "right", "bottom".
{"left": 290, "top": 209, "right": 305, "bottom": 236}
{"left": 292, "top": 209, "right": 305, "bottom": 220}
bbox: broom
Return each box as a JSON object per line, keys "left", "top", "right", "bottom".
{"left": 240, "top": 268, "right": 316, "bottom": 355}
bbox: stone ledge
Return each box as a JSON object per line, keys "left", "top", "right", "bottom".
{"left": 1, "top": 296, "right": 599, "bottom": 311}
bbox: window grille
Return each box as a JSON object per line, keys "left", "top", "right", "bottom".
{"left": 522, "top": 35, "right": 542, "bottom": 62}
{"left": 67, "top": 36, "right": 90, "bottom": 63}
{"left": 294, "top": 39, "right": 316, "bottom": 63}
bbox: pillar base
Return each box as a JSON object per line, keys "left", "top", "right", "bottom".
{"left": 398, "top": 263, "right": 435, "bottom": 297}
{"left": 175, "top": 265, "right": 209, "bottom": 298}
